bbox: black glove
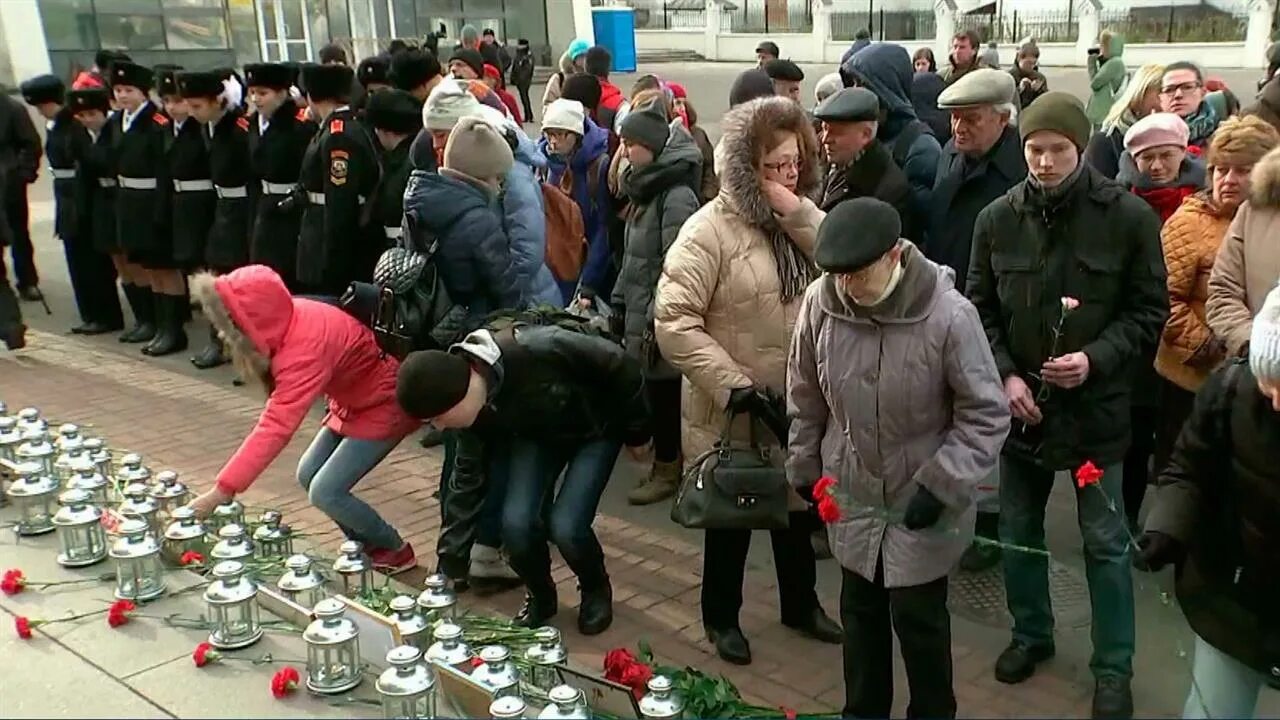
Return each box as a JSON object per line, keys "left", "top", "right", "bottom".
{"left": 727, "top": 387, "right": 789, "bottom": 446}
{"left": 902, "top": 485, "right": 946, "bottom": 530}
{"left": 1133, "top": 531, "right": 1184, "bottom": 572}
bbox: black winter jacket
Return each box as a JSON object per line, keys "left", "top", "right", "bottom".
{"left": 966, "top": 167, "right": 1168, "bottom": 469}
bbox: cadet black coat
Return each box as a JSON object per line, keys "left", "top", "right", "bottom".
{"left": 206, "top": 108, "right": 255, "bottom": 270}
{"left": 296, "top": 107, "right": 380, "bottom": 295}
{"left": 370, "top": 134, "right": 412, "bottom": 268}
{"left": 165, "top": 117, "right": 216, "bottom": 268}
{"left": 113, "top": 102, "right": 173, "bottom": 266}
{"left": 81, "top": 120, "right": 120, "bottom": 256}
{"left": 248, "top": 99, "right": 314, "bottom": 289}
{"left": 45, "top": 108, "right": 87, "bottom": 241}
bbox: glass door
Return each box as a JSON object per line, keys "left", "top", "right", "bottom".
{"left": 348, "top": 0, "right": 396, "bottom": 61}
{"left": 256, "top": 0, "right": 314, "bottom": 61}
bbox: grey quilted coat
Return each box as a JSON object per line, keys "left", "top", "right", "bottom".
{"left": 786, "top": 243, "right": 1010, "bottom": 587}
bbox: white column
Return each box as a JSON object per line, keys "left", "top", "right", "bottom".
{"left": 1245, "top": 0, "right": 1275, "bottom": 69}
{"left": 0, "top": 0, "right": 51, "bottom": 87}
{"left": 570, "top": 0, "right": 596, "bottom": 46}
{"left": 934, "top": 0, "right": 956, "bottom": 66}
{"left": 704, "top": 0, "right": 723, "bottom": 61}
{"left": 1075, "top": 0, "right": 1102, "bottom": 62}
{"left": 812, "top": 0, "right": 832, "bottom": 63}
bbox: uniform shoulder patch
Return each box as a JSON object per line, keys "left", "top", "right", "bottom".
{"left": 295, "top": 107, "right": 309, "bottom": 123}
{"left": 329, "top": 148, "right": 349, "bottom": 186}
{"left": 329, "top": 118, "right": 344, "bottom": 134}
{"left": 236, "top": 116, "right": 250, "bottom": 131}
{"left": 152, "top": 112, "right": 169, "bottom": 126}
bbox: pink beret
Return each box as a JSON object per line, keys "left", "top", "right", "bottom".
{"left": 1124, "top": 112, "right": 1189, "bottom": 156}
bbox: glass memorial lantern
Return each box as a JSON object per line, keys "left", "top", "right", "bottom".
{"left": 489, "top": 697, "right": 527, "bottom": 719}
{"left": 525, "top": 626, "right": 567, "bottom": 694}
{"left": 53, "top": 424, "right": 85, "bottom": 483}
{"left": 163, "top": 507, "right": 208, "bottom": 562}
{"left": 278, "top": 554, "right": 327, "bottom": 609}
{"left": 15, "top": 428, "right": 56, "bottom": 477}
{"left": 118, "top": 482, "right": 161, "bottom": 536}
{"left": 376, "top": 645, "right": 438, "bottom": 719}
{"left": 211, "top": 524, "right": 255, "bottom": 564}
{"left": 415, "top": 573, "right": 456, "bottom": 623}
{"left": 424, "top": 622, "right": 470, "bottom": 667}
{"left": 388, "top": 595, "right": 430, "bottom": 649}
{"left": 68, "top": 453, "right": 109, "bottom": 506}
{"left": 0, "top": 417, "right": 22, "bottom": 467}
{"left": 252, "top": 511, "right": 293, "bottom": 558}
{"left": 6, "top": 462, "right": 58, "bottom": 535}
{"left": 53, "top": 488, "right": 108, "bottom": 567}
{"left": 333, "top": 540, "right": 372, "bottom": 596}
{"left": 304, "top": 598, "right": 363, "bottom": 694}
{"left": 206, "top": 499, "right": 245, "bottom": 536}
{"left": 15, "top": 407, "right": 42, "bottom": 435}
{"left": 204, "top": 560, "right": 264, "bottom": 649}
{"left": 472, "top": 645, "right": 520, "bottom": 699}
{"left": 82, "top": 438, "right": 113, "bottom": 487}
{"left": 110, "top": 518, "right": 167, "bottom": 601}
{"left": 638, "top": 676, "right": 684, "bottom": 720}
{"left": 147, "top": 470, "right": 189, "bottom": 515}
{"left": 538, "top": 686, "right": 590, "bottom": 720}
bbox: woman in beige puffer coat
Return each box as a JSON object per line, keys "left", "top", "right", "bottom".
{"left": 655, "top": 96, "right": 841, "bottom": 666}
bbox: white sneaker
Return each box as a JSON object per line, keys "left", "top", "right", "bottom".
{"left": 469, "top": 544, "right": 520, "bottom": 581}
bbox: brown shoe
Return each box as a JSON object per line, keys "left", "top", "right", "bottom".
{"left": 627, "top": 459, "right": 681, "bottom": 505}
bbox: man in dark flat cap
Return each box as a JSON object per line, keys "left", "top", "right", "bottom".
{"left": 764, "top": 58, "right": 805, "bottom": 103}
{"left": 814, "top": 87, "right": 911, "bottom": 227}
{"left": 789, "top": 196, "right": 1007, "bottom": 720}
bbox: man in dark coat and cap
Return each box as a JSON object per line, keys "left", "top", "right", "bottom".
{"left": 814, "top": 88, "right": 911, "bottom": 222}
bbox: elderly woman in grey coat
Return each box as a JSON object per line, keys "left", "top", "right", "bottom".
{"left": 786, "top": 198, "right": 1010, "bottom": 719}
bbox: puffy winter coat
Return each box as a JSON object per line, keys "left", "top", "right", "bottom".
{"left": 501, "top": 125, "right": 563, "bottom": 307}
{"left": 541, "top": 116, "right": 614, "bottom": 296}
{"left": 1207, "top": 151, "right": 1280, "bottom": 357}
{"left": 1155, "top": 192, "right": 1234, "bottom": 391}
{"left": 612, "top": 123, "right": 702, "bottom": 379}
{"left": 655, "top": 97, "right": 823, "bottom": 482}
{"left": 196, "top": 266, "right": 418, "bottom": 496}
{"left": 788, "top": 244, "right": 1009, "bottom": 587}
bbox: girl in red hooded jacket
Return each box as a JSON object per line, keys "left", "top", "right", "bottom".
{"left": 186, "top": 265, "right": 420, "bottom": 572}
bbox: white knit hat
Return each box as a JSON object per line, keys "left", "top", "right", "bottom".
{"left": 542, "top": 98, "right": 585, "bottom": 136}
{"left": 1250, "top": 278, "right": 1280, "bottom": 384}
{"left": 814, "top": 72, "right": 843, "bottom": 104}
{"left": 423, "top": 79, "right": 482, "bottom": 132}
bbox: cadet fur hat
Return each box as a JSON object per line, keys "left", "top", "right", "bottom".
{"left": 1019, "top": 91, "right": 1091, "bottom": 151}
{"left": 814, "top": 87, "right": 880, "bottom": 123}
{"left": 449, "top": 48, "right": 485, "bottom": 78}
{"left": 443, "top": 116, "right": 514, "bottom": 183}
{"left": 814, "top": 197, "right": 902, "bottom": 273}
{"left": 110, "top": 61, "right": 154, "bottom": 91}
{"left": 67, "top": 88, "right": 110, "bottom": 114}
{"left": 176, "top": 70, "right": 224, "bottom": 99}
{"left": 302, "top": 63, "right": 354, "bottom": 102}
{"left": 243, "top": 63, "right": 294, "bottom": 90}
{"left": 390, "top": 49, "right": 441, "bottom": 91}
{"left": 357, "top": 55, "right": 390, "bottom": 87}
{"left": 20, "top": 75, "right": 65, "bottom": 106}
{"left": 936, "top": 67, "right": 1016, "bottom": 109}
{"left": 366, "top": 88, "right": 423, "bottom": 134}
{"left": 764, "top": 58, "right": 804, "bottom": 82}
{"left": 155, "top": 67, "right": 182, "bottom": 97}
{"left": 396, "top": 350, "right": 473, "bottom": 420}
{"left": 620, "top": 103, "right": 671, "bottom": 154}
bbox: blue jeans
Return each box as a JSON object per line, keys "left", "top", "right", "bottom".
{"left": 1184, "top": 634, "right": 1266, "bottom": 719}
{"left": 297, "top": 427, "right": 403, "bottom": 551}
{"left": 491, "top": 437, "right": 620, "bottom": 591}
{"left": 999, "top": 454, "right": 1135, "bottom": 678}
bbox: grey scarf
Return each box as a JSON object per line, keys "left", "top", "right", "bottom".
{"left": 768, "top": 225, "right": 818, "bottom": 303}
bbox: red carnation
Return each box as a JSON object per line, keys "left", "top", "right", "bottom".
{"left": 1, "top": 569, "right": 24, "bottom": 596}
{"left": 469, "top": 655, "right": 485, "bottom": 669}
{"left": 812, "top": 476, "right": 836, "bottom": 501}
{"left": 783, "top": 708, "right": 798, "bottom": 720}
{"left": 603, "top": 647, "right": 638, "bottom": 681}
{"left": 618, "top": 662, "right": 653, "bottom": 700}
{"left": 193, "top": 642, "right": 219, "bottom": 667}
{"left": 179, "top": 551, "right": 205, "bottom": 567}
{"left": 107, "top": 599, "right": 136, "bottom": 628}
{"left": 1075, "top": 461, "right": 1104, "bottom": 489}
{"left": 14, "top": 616, "right": 33, "bottom": 639}
{"left": 270, "top": 666, "right": 301, "bottom": 698}
{"left": 817, "top": 496, "right": 842, "bottom": 524}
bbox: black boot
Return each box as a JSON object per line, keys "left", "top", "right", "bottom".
{"left": 706, "top": 626, "right": 752, "bottom": 665}
{"left": 191, "top": 325, "right": 228, "bottom": 369}
{"left": 142, "top": 294, "right": 188, "bottom": 357}
{"left": 0, "top": 283, "right": 26, "bottom": 350}
{"left": 577, "top": 576, "right": 613, "bottom": 636}
{"left": 118, "top": 284, "right": 156, "bottom": 343}
{"left": 513, "top": 584, "right": 558, "bottom": 628}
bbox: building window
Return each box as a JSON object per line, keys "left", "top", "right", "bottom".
{"left": 164, "top": 0, "right": 231, "bottom": 49}
{"left": 38, "top": 0, "right": 98, "bottom": 50}
{"left": 96, "top": 14, "right": 167, "bottom": 50}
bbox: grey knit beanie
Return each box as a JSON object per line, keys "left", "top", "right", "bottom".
{"left": 1250, "top": 279, "right": 1280, "bottom": 384}
{"left": 443, "top": 116, "right": 514, "bottom": 183}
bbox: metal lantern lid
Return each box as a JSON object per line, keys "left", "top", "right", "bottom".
{"left": 478, "top": 645, "right": 511, "bottom": 664}
{"left": 304, "top": 598, "right": 359, "bottom": 645}
{"left": 432, "top": 621, "right": 463, "bottom": 643}
{"left": 110, "top": 519, "right": 162, "bottom": 559}
{"left": 211, "top": 524, "right": 254, "bottom": 561}
{"left": 205, "top": 561, "right": 257, "bottom": 604}
{"left": 490, "top": 696, "right": 527, "bottom": 719}
{"left": 164, "top": 507, "right": 206, "bottom": 542}
{"left": 16, "top": 432, "right": 55, "bottom": 462}
{"left": 425, "top": 622, "right": 470, "bottom": 666}
{"left": 116, "top": 454, "right": 151, "bottom": 484}
{"left": 56, "top": 423, "right": 84, "bottom": 451}
{"left": 148, "top": 470, "right": 188, "bottom": 501}
{"left": 279, "top": 555, "right": 325, "bottom": 592}
{"left": 333, "top": 540, "right": 368, "bottom": 573}
{"left": 540, "top": 685, "right": 590, "bottom": 719}
{"left": 252, "top": 511, "right": 290, "bottom": 543}
{"left": 53, "top": 488, "right": 102, "bottom": 527}
{"left": 529, "top": 626, "right": 567, "bottom": 665}
{"left": 388, "top": 595, "right": 431, "bottom": 636}
{"left": 0, "top": 417, "right": 19, "bottom": 445}
{"left": 82, "top": 437, "right": 104, "bottom": 453}
{"left": 16, "top": 407, "right": 41, "bottom": 430}
{"left": 7, "top": 466, "right": 58, "bottom": 498}
{"left": 376, "top": 645, "right": 436, "bottom": 697}
{"left": 211, "top": 499, "right": 244, "bottom": 519}
{"left": 638, "top": 676, "right": 683, "bottom": 719}
{"left": 473, "top": 645, "right": 518, "bottom": 693}
{"left": 549, "top": 685, "right": 583, "bottom": 706}
{"left": 119, "top": 483, "right": 159, "bottom": 517}
{"left": 68, "top": 451, "right": 99, "bottom": 476}
{"left": 416, "top": 574, "right": 456, "bottom": 611}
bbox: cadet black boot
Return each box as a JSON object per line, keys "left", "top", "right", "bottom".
{"left": 142, "top": 294, "right": 187, "bottom": 357}
{"left": 191, "top": 325, "right": 228, "bottom": 369}
{"left": 0, "top": 284, "right": 26, "bottom": 350}
{"left": 118, "top": 284, "right": 156, "bottom": 344}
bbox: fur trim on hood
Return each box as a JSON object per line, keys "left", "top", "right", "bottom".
{"left": 190, "top": 269, "right": 276, "bottom": 392}
{"left": 1250, "top": 144, "right": 1280, "bottom": 208}
{"left": 716, "top": 96, "right": 820, "bottom": 227}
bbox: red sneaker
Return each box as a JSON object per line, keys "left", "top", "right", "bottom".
{"left": 370, "top": 543, "right": 417, "bottom": 575}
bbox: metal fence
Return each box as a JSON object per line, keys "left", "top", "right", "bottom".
{"left": 831, "top": 8, "right": 935, "bottom": 42}
{"left": 1097, "top": 5, "right": 1248, "bottom": 43}
{"left": 959, "top": 9, "right": 1076, "bottom": 44}
{"left": 616, "top": 0, "right": 707, "bottom": 30}
{"left": 720, "top": 0, "right": 814, "bottom": 34}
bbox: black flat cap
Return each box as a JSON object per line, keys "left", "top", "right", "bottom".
{"left": 302, "top": 63, "right": 354, "bottom": 102}
{"left": 357, "top": 55, "right": 390, "bottom": 87}
{"left": 243, "top": 63, "right": 294, "bottom": 90}
{"left": 815, "top": 197, "right": 902, "bottom": 273}
{"left": 177, "top": 70, "right": 223, "bottom": 99}
{"left": 390, "top": 49, "right": 440, "bottom": 91}
{"left": 366, "top": 88, "right": 422, "bottom": 134}
{"left": 764, "top": 58, "right": 804, "bottom": 82}
{"left": 814, "top": 87, "right": 879, "bottom": 123}
{"left": 110, "top": 61, "right": 154, "bottom": 91}
{"left": 20, "top": 74, "right": 65, "bottom": 106}
{"left": 67, "top": 88, "right": 111, "bottom": 114}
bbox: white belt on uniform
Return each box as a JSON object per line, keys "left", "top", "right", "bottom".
{"left": 384, "top": 226, "right": 403, "bottom": 239}
{"left": 306, "top": 192, "right": 366, "bottom": 206}
{"left": 49, "top": 167, "right": 76, "bottom": 180}
{"left": 98, "top": 178, "right": 117, "bottom": 188}
{"left": 216, "top": 185, "right": 249, "bottom": 199}
{"left": 172, "top": 179, "right": 214, "bottom": 192}
{"left": 118, "top": 176, "right": 158, "bottom": 190}
{"left": 261, "top": 180, "right": 293, "bottom": 195}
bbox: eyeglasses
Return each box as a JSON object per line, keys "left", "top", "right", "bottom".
{"left": 1160, "top": 81, "right": 1201, "bottom": 96}
{"left": 763, "top": 157, "right": 801, "bottom": 172}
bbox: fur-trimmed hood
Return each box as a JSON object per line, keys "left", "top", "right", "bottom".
{"left": 1250, "top": 145, "right": 1280, "bottom": 208}
{"left": 191, "top": 266, "right": 292, "bottom": 383}
{"left": 716, "top": 96, "right": 820, "bottom": 227}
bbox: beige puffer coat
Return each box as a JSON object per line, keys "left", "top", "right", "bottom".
{"left": 655, "top": 97, "right": 823, "bottom": 495}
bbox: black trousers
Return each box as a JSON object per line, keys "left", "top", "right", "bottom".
{"left": 0, "top": 251, "right": 21, "bottom": 335}
{"left": 841, "top": 563, "right": 955, "bottom": 719}
{"left": 647, "top": 377, "right": 681, "bottom": 464}
{"left": 1152, "top": 378, "right": 1196, "bottom": 483}
{"left": 516, "top": 84, "right": 534, "bottom": 124}
{"left": 62, "top": 234, "right": 123, "bottom": 328}
{"left": 1123, "top": 402, "right": 1159, "bottom": 528}
{"left": 4, "top": 183, "right": 37, "bottom": 288}
{"left": 701, "top": 511, "right": 819, "bottom": 630}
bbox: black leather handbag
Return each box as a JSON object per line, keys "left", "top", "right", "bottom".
{"left": 670, "top": 410, "right": 791, "bottom": 530}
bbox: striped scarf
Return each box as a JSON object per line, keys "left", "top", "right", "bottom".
{"left": 768, "top": 228, "right": 818, "bottom": 304}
